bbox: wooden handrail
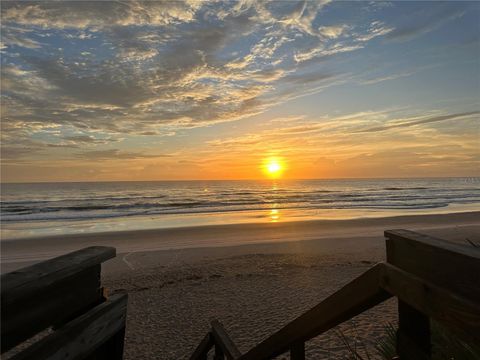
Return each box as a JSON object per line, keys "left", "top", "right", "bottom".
{"left": 385, "top": 229, "right": 480, "bottom": 302}
{"left": 1, "top": 246, "right": 116, "bottom": 300}
{"left": 191, "top": 230, "right": 480, "bottom": 360}
{"left": 1, "top": 246, "right": 116, "bottom": 352}
{"left": 190, "top": 265, "right": 390, "bottom": 360}
{"left": 379, "top": 263, "right": 480, "bottom": 344}
{"left": 190, "top": 320, "right": 242, "bottom": 360}
{"left": 239, "top": 264, "right": 390, "bottom": 360}
{"left": 385, "top": 229, "right": 480, "bottom": 358}
{"left": 10, "top": 294, "right": 128, "bottom": 360}
{"left": 1, "top": 246, "right": 127, "bottom": 359}
{"left": 211, "top": 320, "right": 242, "bottom": 360}
{"left": 190, "top": 332, "right": 214, "bottom": 360}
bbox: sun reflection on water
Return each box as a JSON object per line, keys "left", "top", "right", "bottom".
{"left": 269, "top": 203, "right": 280, "bottom": 222}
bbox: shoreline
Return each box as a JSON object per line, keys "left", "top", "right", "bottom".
{"left": 3, "top": 203, "right": 479, "bottom": 240}
{"left": 2, "top": 211, "right": 479, "bottom": 270}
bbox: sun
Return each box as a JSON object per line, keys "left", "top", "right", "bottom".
{"left": 268, "top": 162, "right": 281, "bottom": 173}
{"left": 263, "top": 158, "right": 284, "bottom": 178}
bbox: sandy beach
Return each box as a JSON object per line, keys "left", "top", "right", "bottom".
{"left": 2, "top": 212, "right": 479, "bottom": 358}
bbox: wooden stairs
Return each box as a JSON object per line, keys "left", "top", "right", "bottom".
{"left": 190, "top": 230, "right": 480, "bottom": 360}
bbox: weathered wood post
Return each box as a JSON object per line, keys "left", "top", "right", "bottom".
{"left": 396, "top": 300, "right": 431, "bottom": 359}
{"left": 385, "top": 231, "right": 432, "bottom": 358}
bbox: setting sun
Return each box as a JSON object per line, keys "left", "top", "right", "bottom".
{"left": 268, "top": 162, "right": 281, "bottom": 174}
{"left": 263, "top": 158, "right": 284, "bottom": 178}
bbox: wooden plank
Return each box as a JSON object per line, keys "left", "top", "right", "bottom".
{"left": 1, "top": 246, "right": 115, "bottom": 302}
{"left": 11, "top": 293, "right": 128, "bottom": 360}
{"left": 190, "top": 332, "right": 214, "bottom": 360}
{"left": 290, "top": 342, "right": 305, "bottom": 360}
{"left": 397, "top": 300, "right": 431, "bottom": 359}
{"left": 89, "top": 326, "right": 126, "bottom": 360}
{"left": 379, "top": 263, "right": 480, "bottom": 345}
{"left": 110, "top": 326, "right": 127, "bottom": 359}
{"left": 211, "top": 320, "right": 241, "bottom": 360}
{"left": 385, "top": 229, "right": 480, "bottom": 302}
{"left": 2, "top": 265, "right": 103, "bottom": 353}
{"left": 239, "top": 264, "right": 391, "bottom": 360}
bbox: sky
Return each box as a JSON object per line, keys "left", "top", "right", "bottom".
{"left": 1, "top": 0, "right": 479, "bottom": 182}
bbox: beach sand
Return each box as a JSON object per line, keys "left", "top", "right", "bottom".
{"left": 1, "top": 212, "right": 479, "bottom": 358}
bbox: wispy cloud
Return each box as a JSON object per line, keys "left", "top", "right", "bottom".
{"left": 360, "top": 70, "right": 415, "bottom": 85}
{"left": 74, "top": 149, "right": 170, "bottom": 161}
{"left": 357, "top": 111, "right": 480, "bottom": 133}
{"left": 386, "top": 3, "right": 466, "bottom": 42}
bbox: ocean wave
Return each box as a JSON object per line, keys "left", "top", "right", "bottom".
{"left": 2, "top": 178, "right": 479, "bottom": 223}
{"left": 382, "top": 187, "right": 429, "bottom": 191}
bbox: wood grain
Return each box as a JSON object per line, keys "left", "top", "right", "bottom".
{"left": 11, "top": 293, "right": 128, "bottom": 360}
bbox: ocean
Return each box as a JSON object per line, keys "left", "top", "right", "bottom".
{"left": 1, "top": 178, "right": 479, "bottom": 239}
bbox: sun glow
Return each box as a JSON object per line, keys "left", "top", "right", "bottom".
{"left": 263, "top": 158, "right": 284, "bottom": 178}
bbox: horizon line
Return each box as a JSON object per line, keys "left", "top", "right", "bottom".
{"left": 1, "top": 175, "right": 479, "bottom": 185}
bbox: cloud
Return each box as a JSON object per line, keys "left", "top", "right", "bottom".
{"left": 357, "top": 111, "right": 480, "bottom": 133}
{"left": 1, "top": 1, "right": 201, "bottom": 29}
{"left": 318, "top": 25, "right": 348, "bottom": 39}
{"left": 274, "top": 1, "right": 331, "bottom": 36}
{"left": 1, "top": 31, "right": 42, "bottom": 49}
{"left": 283, "top": 71, "right": 336, "bottom": 85}
{"left": 62, "top": 135, "right": 114, "bottom": 145}
{"left": 360, "top": 70, "right": 415, "bottom": 85}
{"left": 386, "top": 4, "right": 466, "bottom": 42}
{"left": 74, "top": 149, "right": 170, "bottom": 161}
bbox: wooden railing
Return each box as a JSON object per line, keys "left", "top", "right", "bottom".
{"left": 190, "top": 230, "right": 480, "bottom": 360}
{"left": 1, "top": 246, "right": 127, "bottom": 360}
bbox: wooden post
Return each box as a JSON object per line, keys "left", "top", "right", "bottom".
{"left": 290, "top": 342, "right": 305, "bottom": 360}
{"left": 397, "top": 300, "right": 431, "bottom": 359}
{"left": 385, "top": 234, "right": 431, "bottom": 359}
